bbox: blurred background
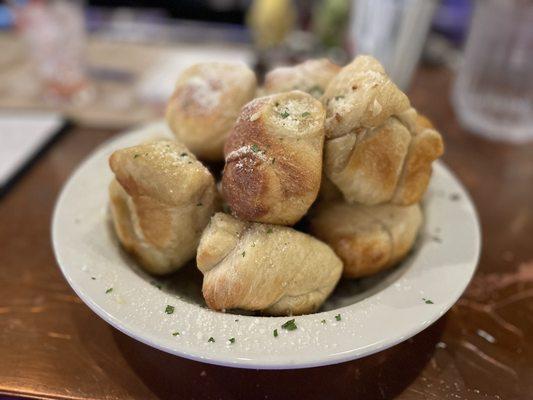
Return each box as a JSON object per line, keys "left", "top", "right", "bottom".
{"left": 0, "top": 0, "right": 532, "bottom": 191}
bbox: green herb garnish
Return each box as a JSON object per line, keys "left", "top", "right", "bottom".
{"left": 266, "top": 228, "right": 273, "bottom": 234}
{"left": 229, "top": 337, "right": 235, "bottom": 344}
{"left": 133, "top": 154, "right": 140, "bottom": 159}
{"left": 196, "top": 202, "right": 203, "bottom": 207}
{"left": 105, "top": 288, "right": 113, "bottom": 294}
{"left": 251, "top": 144, "right": 260, "bottom": 153}
{"left": 91, "top": 277, "right": 96, "bottom": 280}
{"left": 165, "top": 305, "right": 175, "bottom": 314}
{"left": 450, "top": 193, "right": 461, "bottom": 201}
{"left": 301, "top": 112, "right": 310, "bottom": 117}
{"left": 235, "top": 319, "right": 239, "bottom": 322}
{"left": 172, "top": 331, "right": 180, "bottom": 336}
{"left": 335, "top": 314, "right": 341, "bottom": 321}
{"left": 281, "top": 319, "right": 297, "bottom": 331}
{"left": 150, "top": 281, "right": 162, "bottom": 290}
{"left": 321, "top": 319, "right": 326, "bottom": 324}
{"left": 208, "top": 337, "right": 215, "bottom": 343}
{"left": 273, "top": 329, "right": 278, "bottom": 337}
{"left": 423, "top": 298, "right": 434, "bottom": 304}
{"left": 280, "top": 111, "right": 290, "bottom": 118}
{"left": 241, "top": 251, "right": 246, "bottom": 257}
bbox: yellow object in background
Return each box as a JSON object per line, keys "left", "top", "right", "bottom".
{"left": 247, "top": 0, "right": 296, "bottom": 49}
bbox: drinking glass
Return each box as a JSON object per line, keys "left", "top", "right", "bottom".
{"left": 349, "top": 0, "right": 440, "bottom": 89}
{"left": 453, "top": 0, "right": 533, "bottom": 142}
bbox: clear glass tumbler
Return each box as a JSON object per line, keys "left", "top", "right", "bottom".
{"left": 349, "top": 0, "right": 440, "bottom": 90}
{"left": 453, "top": 0, "right": 533, "bottom": 143}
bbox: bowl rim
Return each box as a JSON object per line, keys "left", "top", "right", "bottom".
{"left": 52, "top": 122, "right": 481, "bottom": 369}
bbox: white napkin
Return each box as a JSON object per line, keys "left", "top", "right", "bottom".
{"left": 0, "top": 112, "right": 64, "bottom": 190}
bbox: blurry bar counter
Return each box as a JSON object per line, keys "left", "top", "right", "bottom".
{"left": 0, "top": 29, "right": 252, "bottom": 129}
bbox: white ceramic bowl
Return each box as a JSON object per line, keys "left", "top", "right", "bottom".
{"left": 52, "top": 122, "right": 480, "bottom": 369}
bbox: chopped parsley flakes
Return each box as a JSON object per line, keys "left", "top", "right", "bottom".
{"left": 301, "top": 111, "right": 310, "bottom": 117}
{"left": 251, "top": 144, "right": 260, "bottom": 153}
{"left": 229, "top": 337, "right": 235, "bottom": 344}
{"left": 450, "top": 193, "right": 461, "bottom": 201}
{"left": 335, "top": 314, "right": 341, "bottom": 321}
{"left": 165, "top": 305, "right": 175, "bottom": 314}
{"left": 280, "top": 110, "right": 290, "bottom": 118}
{"left": 172, "top": 331, "right": 180, "bottom": 336}
{"left": 105, "top": 288, "right": 113, "bottom": 294}
{"left": 266, "top": 228, "right": 273, "bottom": 234}
{"left": 133, "top": 154, "right": 140, "bottom": 159}
{"left": 281, "top": 319, "right": 297, "bottom": 331}
{"left": 273, "top": 329, "right": 278, "bottom": 337}
{"left": 196, "top": 202, "right": 203, "bottom": 207}
{"left": 321, "top": 319, "right": 326, "bottom": 324}
{"left": 180, "top": 152, "right": 188, "bottom": 157}
{"left": 423, "top": 298, "right": 434, "bottom": 304}
{"left": 208, "top": 337, "right": 215, "bottom": 343}
{"left": 242, "top": 251, "right": 246, "bottom": 257}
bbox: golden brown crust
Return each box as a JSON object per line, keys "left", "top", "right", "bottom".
{"left": 321, "top": 56, "right": 443, "bottom": 205}
{"left": 108, "top": 140, "right": 217, "bottom": 274}
{"left": 321, "top": 55, "right": 410, "bottom": 139}
{"left": 165, "top": 62, "right": 257, "bottom": 161}
{"left": 370, "top": 203, "right": 423, "bottom": 267}
{"left": 325, "top": 118, "right": 412, "bottom": 204}
{"left": 416, "top": 113, "right": 434, "bottom": 130}
{"left": 263, "top": 58, "right": 340, "bottom": 99}
{"left": 109, "top": 179, "right": 138, "bottom": 254}
{"left": 310, "top": 202, "right": 422, "bottom": 278}
{"left": 392, "top": 110, "right": 444, "bottom": 205}
{"left": 222, "top": 91, "right": 325, "bottom": 225}
{"left": 197, "top": 213, "right": 343, "bottom": 315}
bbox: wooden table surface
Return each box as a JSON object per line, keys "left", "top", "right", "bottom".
{"left": 1, "top": 66, "right": 532, "bottom": 400}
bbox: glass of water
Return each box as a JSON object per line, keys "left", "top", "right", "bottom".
{"left": 453, "top": 0, "right": 533, "bottom": 143}
{"left": 349, "top": 0, "right": 440, "bottom": 90}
